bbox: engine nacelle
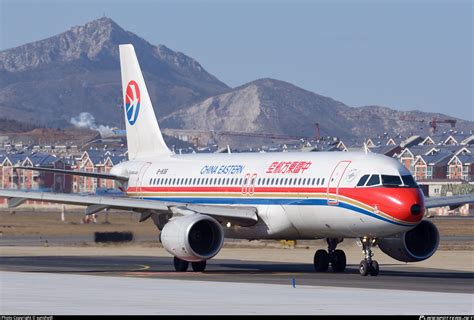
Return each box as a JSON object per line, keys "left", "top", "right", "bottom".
{"left": 378, "top": 220, "right": 439, "bottom": 262}
{"left": 160, "top": 214, "right": 224, "bottom": 262}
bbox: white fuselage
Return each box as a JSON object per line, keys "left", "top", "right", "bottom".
{"left": 113, "top": 151, "right": 425, "bottom": 240}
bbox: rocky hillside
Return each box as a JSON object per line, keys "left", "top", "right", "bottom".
{"left": 1, "top": 18, "right": 471, "bottom": 144}
{"left": 0, "top": 17, "right": 229, "bottom": 127}
{"left": 162, "top": 78, "right": 473, "bottom": 141}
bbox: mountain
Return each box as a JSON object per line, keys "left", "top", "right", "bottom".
{"left": 161, "top": 78, "right": 473, "bottom": 144}
{"left": 1, "top": 18, "right": 471, "bottom": 146}
{"left": 0, "top": 17, "right": 229, "bottom": 127}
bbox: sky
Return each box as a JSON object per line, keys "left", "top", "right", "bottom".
{"left": 0, "top": 0, "right": 472, "bottom": 121}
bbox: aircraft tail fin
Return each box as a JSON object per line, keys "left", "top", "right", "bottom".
{"left": 119, "top": 44, "right": 172, "bottom": 159}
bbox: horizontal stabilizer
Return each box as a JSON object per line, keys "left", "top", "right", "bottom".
{"left": 425, "top": 194, "right": 474, "bottom": 209}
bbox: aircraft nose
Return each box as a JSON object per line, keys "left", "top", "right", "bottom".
{"left": 404, "top": 189, "right": 425, "bottom": 222}
{"left": 380, "top": 187, "right": 425, "bottom": 223}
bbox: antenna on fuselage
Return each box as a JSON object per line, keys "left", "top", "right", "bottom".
{"left": 363, "top": 142, "right": 368, "bottom": 154}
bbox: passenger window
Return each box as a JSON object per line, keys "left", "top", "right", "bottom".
{"left": 366, "top": 175, "right": 380, "bottom": 186}
{"left": 357, "top": 175, "right": 370, "bottom": 187}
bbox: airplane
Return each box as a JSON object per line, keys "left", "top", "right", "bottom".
{"left": 1, "top": 44, "right": 473, "bottom": 276}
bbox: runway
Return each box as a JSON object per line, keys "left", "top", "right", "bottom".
{"left": 1, "top": 255, "right": 472, "bottom": 294}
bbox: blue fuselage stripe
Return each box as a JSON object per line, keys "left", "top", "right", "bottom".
{"left": 140, "top": 196, "right": 412, "bottom": 227}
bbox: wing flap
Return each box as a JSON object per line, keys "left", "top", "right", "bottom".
{"left": 0, "top": 189, "right": 168, "bottom": 212}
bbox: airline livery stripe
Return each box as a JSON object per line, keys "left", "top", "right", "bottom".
{"left": 139, "top": 196, "right": 413, "bottom": 227}
{"left": 126, "top": 191, "right": 415, "bottom": 227}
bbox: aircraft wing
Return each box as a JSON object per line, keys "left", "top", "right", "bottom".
{"left": 15, "top": 166, "right": 129, "bottom": 181}
{"left": 424, "top": 194, "right": 474, "bottom": 209}
{"left": 0, "top": 189, "right": 258, "bottom": 227}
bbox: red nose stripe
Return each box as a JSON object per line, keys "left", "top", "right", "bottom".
{"left": 338, "top": 187, "right": 424, "bottom": 223}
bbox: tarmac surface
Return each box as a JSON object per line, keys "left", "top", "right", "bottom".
{"left": 1, "top": 254, "right": 472, "bottom": 294}
{"left": 3, "top": 270, "right": 472, "bottom": 315}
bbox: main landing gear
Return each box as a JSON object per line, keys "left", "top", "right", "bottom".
{"left": 358, "top": 237, "right": 379, "bottom": 276}
{"left": 173, "top": 257, "right": 207, "bottom": 272}
{"left": 313, "top": 238, "right": 346, "bottom": 273}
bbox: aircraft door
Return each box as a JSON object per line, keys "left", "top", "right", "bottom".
{"left": 327, "top": 161, "right": 351, "bottom": 205}
{"left": 241, "top": 173, "right": 257, "bottom": 196}
{"left": 241, "top": 173, "right": 250, "bottom": 195}
{"left": 137, "top": 162, "right": 152, "bottom": 198}
{"left": 249, "top": 173, "right": 257, "bottom": 196}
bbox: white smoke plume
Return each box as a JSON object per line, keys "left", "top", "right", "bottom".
{"left": 70, "top": 112, "right": 115, "bottom": 138}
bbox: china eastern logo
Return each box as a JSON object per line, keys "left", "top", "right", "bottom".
{"left": 125, "top": 80, "right": 140, "bottom": 125}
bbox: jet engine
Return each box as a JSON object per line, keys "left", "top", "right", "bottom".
{"left": 377, "top": 220, "right": 439, "bottom": 262}
{"left": 160, "top": 214, "right": 224, "bottom": 262}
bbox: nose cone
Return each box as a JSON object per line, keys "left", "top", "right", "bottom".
{"left": 376, "top": 187, "right": 425, "bottom": 224}
{"left": 395, "top": 188, "right": 425, "bottom": 223}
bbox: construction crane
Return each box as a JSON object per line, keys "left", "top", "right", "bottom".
{"left": 216, "top": 130, "right": 306, "bottom": 141}
{"left": 429, "top": 117, "right": 457, "bottom": 133}
{"left": 217, "top": 123, "right": 322, "bottom": 142}
{"left": 394, "top": 116, "right": 456, "bottom": 133}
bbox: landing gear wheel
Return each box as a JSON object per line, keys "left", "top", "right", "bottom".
{"left": 191, "top": 260, "right": 207, "bottom": 272}
{"left": 358, "top": 237, "right": 380, "bottom": 277}
{"left": 173, "top": 257, "right": 189, "bottom": 272}
{"left": 359, "top": 260, "right": 369, "bottom": 276}
{"left": 314, "top": 249, "right": 329, "bottom": 272}
{"left": 370, "top": 260, "right": 379, "bottom": 276}
{"left": 331, "top": 249, "right": 346, "bottom": 273}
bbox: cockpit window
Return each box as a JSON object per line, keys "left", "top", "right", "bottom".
{"left": 366, "top": 174, "right": 381, "bottom": 186}
{"left": 356, "top": 174, "right": 370, "bottom": 187}
{"left": 381, "top": 175, "right": 402, "bottom": 186}
{"left": 401, "top": 175, "right": 418, "bottom": 188}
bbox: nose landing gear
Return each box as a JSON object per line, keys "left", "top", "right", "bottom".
{"left": 313, "top": 238, "right": 346, "bottom": 273}
{"left": 358, "top": 237, "right": 379, "bottom": 276}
